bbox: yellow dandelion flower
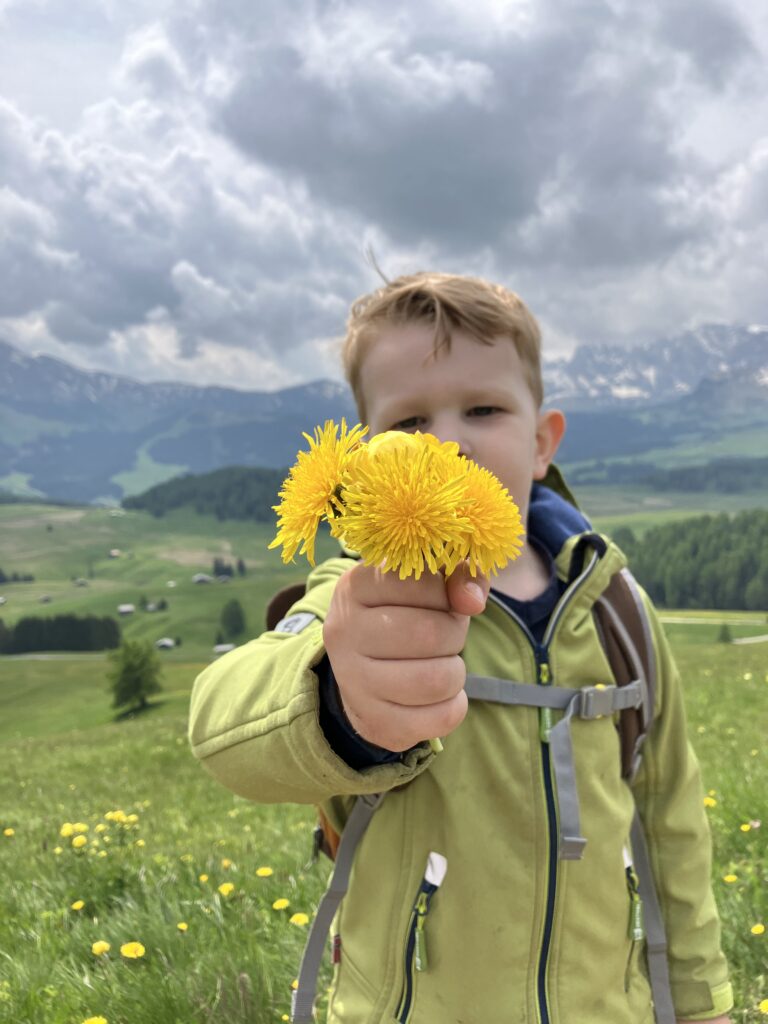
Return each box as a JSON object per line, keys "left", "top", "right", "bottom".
{"left": 53, "top": 846, "right": 63, "bottom": 855}
{"left": 120, "top": 941, "right": 145, "bottom": 959}
{"left": 334, "top": 432, "right": 471, "bottom": 580}
{"left": 199, "top": 873, "right": 209, "bottom": 882}
{"left": 703, "top": 796, "right": 717, "bottom": 808}
{"left": 73, "top": 822, "right": 89, "bottom": 834}
{"left": 177, "top": 922, "right": 188, "bottom": 932}
{"left": 82, "top": 1017, "right": 108, "bottom": 1024}
{"left": 98, "top": 850, "right": 107, "bottom": 858}
{"left": 272, "top": 898, "right": 290, "bottom": 910}
{"left": 759, "top": 998, "right": 768, "bottom": 1013}
{"left": 269, "top": 419, "right": 367, "bottom": 567}
{"left": 291, "top": 979, "right": 298, "bottom": 990}
{"left": 218, "top": 882, "right": 235, "bottom": 897}
{"left": 452, "top": 460, "right": 525, "bottom": 577}
{"left": 723, "top": 874, "right": 738, "bottom": 883}
{"left": 752, "top": 923, "right": 765, "bottom": 935}
{"left": 126, "top": 814, "right": 139, "bottom": 823}
{"left": 71, "top": 900, "right": 85, "bottom": 911}
{"left": 91, "top": 941, "right": 110, "bottom": 956}
{"left": 708, "top": 789, "right": 716, "bottom": 796}
{"left": 289, "top": 912, "right": 310, "bottom": 926}
{"left": 135, "top": 839, "right": 145, "bottom": 848}
{"left": 740, "top": 823, "right": 752, "bottom": 832}
{"left": 72, "top": 835, "right": 87, "bottom": 849}
{"left": 221, "top": 858, "right": 233, "bottom": 869}
{"left": 282, "top": 1016, "right": 290, "bottom": 1022}
{"left": 3, "top": 828, "right": 14, "bottom": 837}
{"left": 256, "top": 866, "right": 273, "bottom": 877}
{"left": 60, "top": 822, "right": 74, "bottom": 837}
{"left": 95, "top": 824, "right": 107, "bottom": 834}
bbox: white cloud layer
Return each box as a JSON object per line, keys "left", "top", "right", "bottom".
{"left": 0, "top": 0, "right": 766, "bottom": 388}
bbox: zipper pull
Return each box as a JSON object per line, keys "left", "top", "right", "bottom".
{"left": 414, "top": 892, "right": 429, "bottom": 971}
{"left": 626, "top": 868, "right": 645, "bottom": 942}
{"left": 537, "top": 654, "right": 552, "bottom": 743}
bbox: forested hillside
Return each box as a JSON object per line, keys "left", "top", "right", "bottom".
{"left": 123, "top": 466, "right": 285, "bottom": 521}
{"left": 616, "top": 510, "right": 768, "bottom": 610}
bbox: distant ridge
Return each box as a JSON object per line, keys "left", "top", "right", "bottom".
{"left": 1, "top": 323, "right": 766, "bottom": 503}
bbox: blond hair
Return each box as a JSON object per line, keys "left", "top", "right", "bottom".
{"left": 342, "top": 272, "right": 543, "bottom": 419}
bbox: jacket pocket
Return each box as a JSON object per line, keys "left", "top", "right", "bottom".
{"left": 623, "top": 844, "right": 645, "bottom": 992}
{"left": 393, "top": 851, "right": 447, "bottom": 1023}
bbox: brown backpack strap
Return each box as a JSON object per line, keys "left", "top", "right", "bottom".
{"left": 266, "top": 583, "right": 308, "bottom": 631}
{"left": 593, "top": 568, "right": 657, "bottom": 779}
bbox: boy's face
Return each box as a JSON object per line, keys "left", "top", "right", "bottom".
{"left": 359, "top": 322, "right": 563, "bottom": 525}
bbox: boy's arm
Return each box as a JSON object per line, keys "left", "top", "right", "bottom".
{"left": 187, "top": 558, "right": 436, "bottom": 804}
{"left": 630, "top": 596, "right": 734, "bottom": 1023}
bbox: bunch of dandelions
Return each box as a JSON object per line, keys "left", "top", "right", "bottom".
{"left": 269, "top": 419, "right": 525, "bottom": 580}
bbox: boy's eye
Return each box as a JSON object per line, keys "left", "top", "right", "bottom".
{"left": 392, "top": 416, "right": 422, "bottom": 431}
{"left": 468, "top": 406, "right": 499, "bottom": 417}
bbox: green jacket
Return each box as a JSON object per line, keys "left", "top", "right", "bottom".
{"left": 189, "top": 529, "right": 732, "bottom": 1023}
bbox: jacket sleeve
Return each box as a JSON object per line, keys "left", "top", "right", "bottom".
{"left": 187, "top": 556, "right": 435, "bottom": 805}
{"left": 630, "top": 596, "right": 733, "bottom": 1021}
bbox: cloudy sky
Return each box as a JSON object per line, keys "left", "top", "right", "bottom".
{"left": 1, "top": 0, "right": 767, "bottom": 391}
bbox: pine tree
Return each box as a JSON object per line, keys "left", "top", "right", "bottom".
{"left": 221, "top": 598, "right": 246, "bottom": 639}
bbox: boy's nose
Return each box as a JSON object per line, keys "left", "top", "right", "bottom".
{"left": 430, "top": 419, "right": 472, "bottom": 459}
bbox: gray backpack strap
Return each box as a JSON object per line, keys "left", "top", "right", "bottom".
{"left": 594, "top": 568, "right": 657, "bottom": 780}
{"left": 291, "top": 793, "right": 385, "bottom": 1024}
{"left": 630, "top": 811, "right": 676, "bottom": 1024}
{"left": 465, "top": 676, "right": 643, "bottom": 860}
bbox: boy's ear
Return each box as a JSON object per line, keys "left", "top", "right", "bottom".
{"left": 533, "top": 409, "right": 566, "bottom": 480}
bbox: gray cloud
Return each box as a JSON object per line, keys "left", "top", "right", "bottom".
{"left": 0, "top": 0, "right": 766, "bottom": 387}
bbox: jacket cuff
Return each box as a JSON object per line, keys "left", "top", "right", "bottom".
{"left": 675, "top": 980, "right": 734, "bottom": 1020}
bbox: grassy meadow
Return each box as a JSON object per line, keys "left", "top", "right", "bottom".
{"left": 0, "top": 503, "right": 767, "bottom": 1022}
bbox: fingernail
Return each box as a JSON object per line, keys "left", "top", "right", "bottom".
{"left": 465, "top": 582, "right": 484, "bottom": 605}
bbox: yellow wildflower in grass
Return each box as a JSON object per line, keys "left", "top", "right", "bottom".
{"left": 723, "top": 874, "right": 738, "bottom": 883}
{"left": 218, "top": 882, "right": 235, "bottom": 897}
{"left": 740, "top": 823, "right": 752, "bottom": 832}
{"left": 759, "top": 998, "right": 768, "bottom": 1014}
{"left": 73, "top": 823, "right": 89, "bottom": 833}
{"left": 60, "top": 822, "right": 74, "bottom": 837}
{"left": 291, "top": 980, "right": 298, "bottom": 990}
{"left": 334, "top": 433, "right": 472, "bottom": 580}
{"left": 91, "top": 941, "right": 111, "bottom": 956}
{"left": 71, "top": 900, "right": 85, "bottom": 911}
{"left": 199, "top": 874, "right": 209, "bottom": 883}
{"left": 703, "top": 796, "right": 717, "bottom": 808}
{"left": 98, "top": 850, "right": 107, "bottom": 858}
{"left": 135, "top": 839, "right": 145, "bottom": 848}
{"left": 289, "top": 912, "right": 310, "bottom": 926}
{"left": 120, "top": 941, "right": 145, "bottom": 959}
{"left": 752, "top": 923, "right": 765, "bottom": 936}
{"left": 256, "top": 866, "right": 273, "bottom": 877}
{"left": 95, "top": 824, "right": 107, "bottom": 834}
{"left": 450, "top": 460, "right": 525, "bottom": 577}
{"left": 177, "top": 922, "right": 188, "bottom": 932}
{"left": 272, "top": 898, "right": 290, "bottom": 910}
{"left": 2, "top": 828, "right": 14, "bottom": 837}
{"left": 221, "top": 858, "right": 233, "bottom": 869}
{"left": 82, "top": 1017, "right": 108, "bottom": 1024}
{"left": 72, "top": 835, "right": 87, "bottom": 849}
{"left": 269, "top": 419, "right": 368, "bottom": 567}
{"left": 53, "top": 846, "right": 63, "bottom": 855}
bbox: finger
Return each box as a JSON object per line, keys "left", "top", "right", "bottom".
{"left": 348, "top": 561, "right": 451, "bottom": 612}
{"left": 360, "top": 653, "right": 467, "bottom": 707}
{"left": 356, "top": 605, "right": 470, "bottom": 661}
{"left": 445, "top": 562, "right": 490, "bottom": 617}
{"left": 361, "top": 689, "right": 469, "bottom": 752}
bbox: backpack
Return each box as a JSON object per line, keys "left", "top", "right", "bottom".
{"left": 266, "top": 565, "right": 676, "bottom": 1024}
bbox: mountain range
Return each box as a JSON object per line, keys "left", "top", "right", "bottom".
{"left": 1, "top": 323, "right": 766, "bottom": 503}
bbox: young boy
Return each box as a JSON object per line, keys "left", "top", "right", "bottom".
{"left": 188, "top": 273, "right": 733, "bottom": 1023}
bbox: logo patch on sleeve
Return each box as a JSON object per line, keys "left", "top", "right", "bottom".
{"left": 274, "top": 612, "right": 318, "bottom": 634}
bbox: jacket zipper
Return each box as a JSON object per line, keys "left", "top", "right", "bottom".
{"left": 488, "top": 549, "right": 601, "bottom": 1024}
{"left": 395, "top": 852, "right": 448, "bottom": 1023}
{"left": 623, "top": 845, "right": 645, "bottom": 990}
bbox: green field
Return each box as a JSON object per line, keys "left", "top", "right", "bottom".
{"left": 1, "top": 504, "right": 767, "bottom": 1022}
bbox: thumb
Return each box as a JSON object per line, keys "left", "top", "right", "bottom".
{"left": 445, "top": 561, "right": 490, "bottom": 617}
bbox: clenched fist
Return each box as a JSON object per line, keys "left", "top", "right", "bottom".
{"left": 323, "top": 562, "right": 490, "bottom": 752}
